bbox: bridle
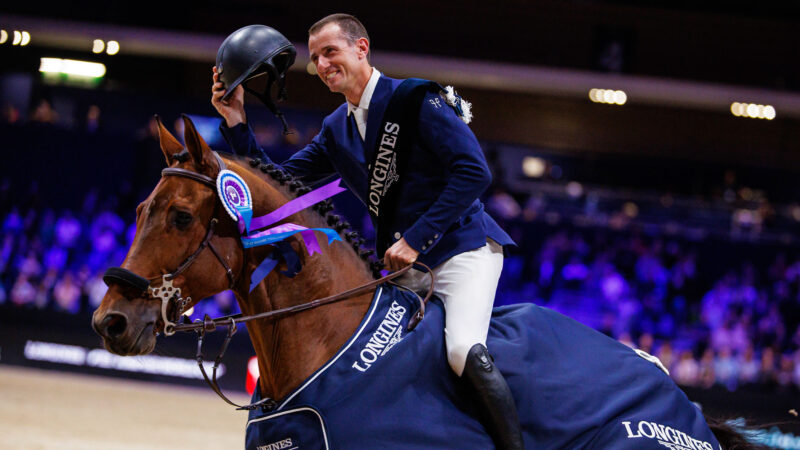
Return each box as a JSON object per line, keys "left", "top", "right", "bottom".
{"left": 103, "top": 152, "right": 238, "bottom": 337}
{"left": 103, "top": 152, "right": 434, "bottom": 411}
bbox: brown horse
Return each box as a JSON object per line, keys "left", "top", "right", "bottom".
{"left": 92, "top": 116, "right": 755, "bottom": 449}
{"left": 92, "top": 115, "right": 377, "bottom": 402}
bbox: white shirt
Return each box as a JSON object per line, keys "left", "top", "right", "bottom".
{"left": 347, "top": 68, "right": 381, "bottom": 141}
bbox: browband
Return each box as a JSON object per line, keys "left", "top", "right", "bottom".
{"left": 161, "top": 151, "right": 227, "bottom": 189}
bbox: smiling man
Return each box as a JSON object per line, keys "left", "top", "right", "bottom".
{"left": 211, "top": 14, "right": 521, "bottom": 449}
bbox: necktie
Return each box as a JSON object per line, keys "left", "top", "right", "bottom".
{"left": 354, "top": 107, "right": 367, "bottom": 141}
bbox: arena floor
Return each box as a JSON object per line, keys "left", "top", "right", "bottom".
{"left": 0, "top": 366, "right": 250, "bottom": 449}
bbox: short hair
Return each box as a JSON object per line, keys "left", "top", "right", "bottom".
{"left": 308, "top": 13, "right": 369, "bottom": 45}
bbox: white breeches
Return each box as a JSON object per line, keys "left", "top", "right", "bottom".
{"left": 396, "top": 239, "right": 504, "bottom": 376}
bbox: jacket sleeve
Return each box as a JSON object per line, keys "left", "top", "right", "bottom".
{"left": 219, "top": 121, "right": 336, "bottom": 185}
{"left": 401, "top": 92, "right": 491, "bottom": 254}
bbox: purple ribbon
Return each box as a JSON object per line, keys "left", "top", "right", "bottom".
{"left": 235, "top": 178, "right": 348, "bottom": 290}
{"left": 249, "top": 256, "right": 279, "bottom": 292}
{"left": 237, "top": 178, "right": 346, "bottom": 234}
{"left": 248, "top": 241, "right": 304, "bottom": 292}
{"left": 242, "top": 223, "right": 342, "bottom": 254}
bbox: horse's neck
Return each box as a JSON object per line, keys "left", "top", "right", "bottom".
{"left": 238, "top": 217, "right": 375, "bottom": 402}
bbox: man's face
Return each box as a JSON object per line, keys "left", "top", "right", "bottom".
{"left": 308, "top": 23, "right": 367, "bottom": 96}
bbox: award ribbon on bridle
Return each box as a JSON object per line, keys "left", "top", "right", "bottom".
{"left": 217, "top": 171, "right": 347, "bottom": 292}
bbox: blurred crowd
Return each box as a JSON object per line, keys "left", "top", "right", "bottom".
{"left": 488, "top": 190, "right": 800, "bottom": 393}
{"left": 0, "top": 195, "right": 238, "bottom": 320}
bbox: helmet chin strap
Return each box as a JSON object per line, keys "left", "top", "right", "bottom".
{"left": 244, "top": 66, "right": 292, "bottom": 135}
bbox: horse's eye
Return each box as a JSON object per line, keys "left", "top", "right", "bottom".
{"left": 172, "top": 211, "right": 193, "bottom": 230}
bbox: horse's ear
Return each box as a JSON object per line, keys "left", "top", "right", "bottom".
{"left": 155, "top": 115, "right": 184, "bottom": 165}
{"left": 181, "top": 114, "right": 216, "bottom": 173}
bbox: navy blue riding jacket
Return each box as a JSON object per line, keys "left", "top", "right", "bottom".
{"left": 220, "top": 74, "right": 513, "bottom": 268}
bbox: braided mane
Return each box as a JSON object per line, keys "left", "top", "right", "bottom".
{"left": 223, "top": 153, "right": 382, "bottom": 279}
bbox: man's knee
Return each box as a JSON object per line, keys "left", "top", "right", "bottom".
{"left": 447, "top": 339, "right": 480, "bottom": 376}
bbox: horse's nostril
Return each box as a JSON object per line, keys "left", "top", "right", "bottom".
{"left": 100, "top": 313, "right": 128, "bottom": 339}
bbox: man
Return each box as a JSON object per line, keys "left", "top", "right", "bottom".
{"left": 212, "top": 14, "right": 522, "bottom": 449}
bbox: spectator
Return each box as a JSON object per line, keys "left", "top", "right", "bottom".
{"left": 756, "top": 305, "right": 785, "bottom": 349}
{"left": 487, "top": 187, "right": 522, "bottom": 221}
{"left": 0, "top": 233, "right": 14, "bottom": 273}
{"left": 52, "top": 271, "right": 81, "bottom": 313}
{"left": 37, "top": 268, "right": 59, "bottom": 309}
{"left": 776, "top": 354, "right": 794, "bottom": 392}
{"left": 701, "top": 275, "right": 735, "bottom": 330}
{"left": 30, "top": 99, "right": 58, "bottom": 124}
{"left": 617, "top": 332, "right": 635, "bottom": 349}
{"left": 10, "top": 274, "right": 37, "bottom": 307}
{"left": 2, "top": 207, "right": 24, "bottom": 234}
{"left": 84, "top": 272, "right": 108, "bottom": 309}
{"left": 561, "top": 256, "right": 589, "bottom": 289}
{"left": 698, "top": 348, "right": 716, "bottom": 388}
{"left": 792, "top": 350, "right": 800, "bottom": 390}
{"left": 638, "top": 333, "right": 654, "bottom": 355}
{"left": 738, "top": 345, "right": 760, "bottom": 387}
{"left": 759, "top": 347, "right": 778, "bottom": 389}
{"left": 43, "top": 244, "right": 68, "bottom": 272}
{"left": 655, "top": 341, "right": 675, "bottom": 374}
{"left": 599, "top": 264, "right": 627, "bottom": 303}
{"left": 55, "top": 211, "right": 82, "bottom": 248}
{"left": 86, "top": 105, "right": 101, "bottom": 133}
{"left": 710, "top": 318, "right": 736, "bottom": 351}
{"left": 673, "top": 350, "right": 700, "bottom": 387}
{"left": 714, "top": 346, "right": 738, "bottom": 391}
{"left": 17, "top": 249, "right": 42, "bottom": 278}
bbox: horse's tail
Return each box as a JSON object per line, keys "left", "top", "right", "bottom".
{"left": 705, "top": 415, "right": 770, "bottom": 450}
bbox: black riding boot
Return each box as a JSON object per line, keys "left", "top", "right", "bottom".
{"left": 462, "top": 343, "right": 525, "bottom": 450}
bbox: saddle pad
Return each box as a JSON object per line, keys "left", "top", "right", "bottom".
{"left": 244, "top": 283, "right": 720, "bottom": 449}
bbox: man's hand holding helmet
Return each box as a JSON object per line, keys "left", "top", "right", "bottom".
{"left": 212, "top": 24, "right": 296, "bottom": 133}
{"left": 212, "top": 67, "right": 246, "bottom": 127}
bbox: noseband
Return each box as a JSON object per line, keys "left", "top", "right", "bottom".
{"left": 103, "top": 152, "right": 238, "bottom": 336}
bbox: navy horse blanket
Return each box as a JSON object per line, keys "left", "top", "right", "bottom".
{"left": 246, "top": 284, "right": 720, "bottom": 449}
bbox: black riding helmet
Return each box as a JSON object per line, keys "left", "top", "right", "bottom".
{"left": 216, "top": 25, "right": 297, "bottom": 134}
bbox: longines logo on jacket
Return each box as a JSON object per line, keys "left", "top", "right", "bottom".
{"left": 622, "top": 420, "right": 715, "bottom": 450}
{"left": 352, "top": 300, "right": 406, "bottom": 372}
{"left": 367, "top": 122, "right": 400, "bottom": 217}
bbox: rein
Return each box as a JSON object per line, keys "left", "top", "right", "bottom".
{"left": 104, "top": 152, "right": 435, "bottom": 411}
{"left": 184, "top": 261, "right": 433, "bottom": 411}
{"left": 172, "top": 262, "right": 433, "bottom": 334}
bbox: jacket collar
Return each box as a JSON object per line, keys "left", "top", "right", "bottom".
{"left": 347, "top": 68, "right": 381, "bottom": 116}
{"left": 363, "top": 75, "right": 394, "bottom": 158}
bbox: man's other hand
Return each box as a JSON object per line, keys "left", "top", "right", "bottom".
{"left": 383, "top": 237, "right": 420, "bottom": 271}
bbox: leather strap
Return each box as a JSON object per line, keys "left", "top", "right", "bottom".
{"left": 172, "top": 261, "right": 434, "bottom": 334}
{"left": 103, "top": 266, "right": 150, "bottom": 294}
{"left": 161, "top": 168, "right": 216, "bottom": 189}
{"left": 170, "top": 218, "right": 220, "bottom": 279}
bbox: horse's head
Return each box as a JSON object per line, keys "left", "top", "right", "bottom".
{"left": 92, "top": 116, "right": 245, "bottom": 355}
